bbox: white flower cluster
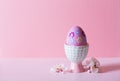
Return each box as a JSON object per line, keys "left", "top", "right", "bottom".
{"left": 85, "top": 57, "right": 100, "bottom": 73}
{"left": 50, "top": 64, "right": 67, "bottom": 74}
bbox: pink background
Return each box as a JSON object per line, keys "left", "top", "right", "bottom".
{"left": 0, "top": 0, "right": 120, "bottom": 58}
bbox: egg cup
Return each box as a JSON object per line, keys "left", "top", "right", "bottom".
{"left": 64, "top": 44, "right": 89, "bottom": 73}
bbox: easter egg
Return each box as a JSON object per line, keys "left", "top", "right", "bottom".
{"left": 66, "top": 26, "right": 87, "bottom": 46}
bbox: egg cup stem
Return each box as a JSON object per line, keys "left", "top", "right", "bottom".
{"left": 70, "top": 62, "right": 84, "bottom": 73}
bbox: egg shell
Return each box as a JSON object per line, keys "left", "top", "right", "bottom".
{"left": 66, "top": 26, "right": 87, "bottom": 46}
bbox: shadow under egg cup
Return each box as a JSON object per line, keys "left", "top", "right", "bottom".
{"left": 64, "top": 44, "right": 89, "bottom": 73}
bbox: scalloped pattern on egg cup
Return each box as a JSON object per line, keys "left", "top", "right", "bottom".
{"left": 64, "top": 44, "right": 89, "bottom": 63}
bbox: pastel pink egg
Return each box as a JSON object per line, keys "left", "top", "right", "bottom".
{"left": 66, "top": 26, "right": 87, "bottom": 46}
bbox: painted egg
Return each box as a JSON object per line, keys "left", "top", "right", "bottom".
{"left": 66, "top": 26, "right": 87, "bottom": 46}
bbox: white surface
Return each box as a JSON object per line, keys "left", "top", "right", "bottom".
{"left": 0, "top": 58, "right": 120, "bottom": 81}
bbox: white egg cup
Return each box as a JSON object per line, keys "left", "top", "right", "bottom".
{"left": 64, "top": 44, "right": 89, "bottom": 73}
